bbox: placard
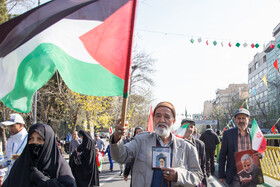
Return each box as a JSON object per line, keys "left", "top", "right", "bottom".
{"left": 152, "top": 146, "right": 171, "bottom": 169}
{"left": 234, "top": 149, "right": 264, "bottom": 187}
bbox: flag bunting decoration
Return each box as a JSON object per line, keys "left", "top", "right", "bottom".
{"left": 172, "top": 123, "right": 189, "bottom": 139}
{"left": 138, "top": 30, "right": 269, "bottom": 49}
{"left": 273, "top": 59, "right": 279, "bottom": 73}
{"left": 190, "top": 38, "right": 194, "bottom": 43}
{"left": 147, "top": 106, "right": 154, "bottom": 132}
{"left": 0, "top": 0, "right": 137, "bottom": 113}
{"left": 251, "top": 119, "right": 267, "bottom": 154}
{"left": 262, "top": 74, "right": 268, "bottom": 87}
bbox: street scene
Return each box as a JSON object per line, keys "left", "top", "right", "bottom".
{"left": 62, "top": 140, "right": 224, "bottom": 187}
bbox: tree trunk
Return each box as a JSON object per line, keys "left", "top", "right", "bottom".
{"left": 0, "top": 126, "right": 6, "bottom": 152}
{"left": 70, "top": 104, "right": 80, "bottom": 131}
{"left": 85, "top": 111, "right": 91, "bottom": 130}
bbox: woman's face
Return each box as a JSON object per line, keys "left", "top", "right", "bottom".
{"left": 135, "top": 129, "right": 143, "bottom": 135}
{"left": 28, "top": 132, "right": 44, "bottom": 145}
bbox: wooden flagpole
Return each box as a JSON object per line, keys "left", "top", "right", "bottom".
{"left": 120, "top": 0, "right": 137, "bottom": 126}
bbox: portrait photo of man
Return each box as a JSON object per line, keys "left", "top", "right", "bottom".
{"left": 151, "top": 146, "right": 171, "bottom": 169}
{"left": 237, "top": 153, "right": 264, "bottom": 187}
{"left": 157, "top": 154, "right": 166, "bottom": 168}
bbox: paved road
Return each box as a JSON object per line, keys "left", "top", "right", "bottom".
{"left": 99, "top": 155, "right": 131, "bottom": 187}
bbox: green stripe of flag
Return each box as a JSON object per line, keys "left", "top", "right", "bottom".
{"left": 1, "top": 43, "right": 124, "bottom": 113}
{"left": 251, "top": 119, "right": 258, "bottom": 140}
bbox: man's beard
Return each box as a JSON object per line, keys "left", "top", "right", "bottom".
{"left": 155, "top": 123, "right": 172, "bottom": 138}
{"left": 238, "top": 122, "right": 247, "bottom": 130}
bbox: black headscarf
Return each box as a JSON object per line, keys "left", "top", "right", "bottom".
{"left": 3, "top": 123, "right": 76, "bottom": 187}
{"left": 133, "top": 126, "right": 144, "bottom": 137}
{"left": 70, "top": 130, "right": 99, "bottom": 187}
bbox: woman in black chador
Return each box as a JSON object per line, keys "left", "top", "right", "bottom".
{"left": 70, "top": 130, "right": 99, "bottom": 187}
{"left": 3, "top": 123, "right": 76, "bottom": 187}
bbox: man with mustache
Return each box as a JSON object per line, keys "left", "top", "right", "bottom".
{"left": 218, "top": 108, "right": 262, "bottom": 187}
{"left": 110, "top": 101, "right": 203, "bottom": 187}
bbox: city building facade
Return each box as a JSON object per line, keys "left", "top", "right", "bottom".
{"left": 215, "top": 83, "right": 248, "bottom": 110}
{"left": 248, "top": 23, "right": 280, "bottom": 126}
{"left": 248, "top": 51, "right": 268, "bottom": 117}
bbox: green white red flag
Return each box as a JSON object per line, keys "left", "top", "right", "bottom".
{"left": 172, "top": 123, "right": 189, "bottom": 139}
{"left": 251, "top": 119, "right": 267, "bottom": 153}
{"left": 109, "top": 126, "right": 114, "bottom": 135}
{"left": 0, "top": 0, "right": 137, "bottom": 113}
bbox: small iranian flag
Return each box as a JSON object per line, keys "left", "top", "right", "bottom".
{"left": 251, "top": 119, "right": 267, "bottom": 154}
{"left": 109, "top": 126, "right": 114, "bottom": 135}
{"left": 172, "top": 123, "right": 189, "bottom": 139}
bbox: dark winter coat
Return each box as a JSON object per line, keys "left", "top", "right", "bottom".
{"left": 200, "top": 129, "right": 220, "bottom": 150}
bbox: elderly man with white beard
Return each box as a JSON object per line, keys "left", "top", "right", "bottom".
{"left": 110, "top": 101, "right": 203, "bottom": 187}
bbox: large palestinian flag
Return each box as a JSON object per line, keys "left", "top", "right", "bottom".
{"left": 0, "top": 0, "right": 137, "bottom": 113}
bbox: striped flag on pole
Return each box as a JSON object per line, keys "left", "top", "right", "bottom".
{"left": 172, "top": 123, "right": 189, "bottom": 139}
{"left": 251, "top": 119, "right": 267, "bottom": 153}
{"left": 0, "top": 0, "right": 137, "bottom": 113}
{"left": 109, "top": 126, "right": 114, "bottom": 135}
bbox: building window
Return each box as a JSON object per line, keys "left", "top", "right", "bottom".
{"left": 263, "top": 55, "right": 266, "bottom": 63}
{"left": 255, "top": 61, "right": 259, "bottom": 69}
{"left": 249, "top": 68, "right": 252, "bottom": 74}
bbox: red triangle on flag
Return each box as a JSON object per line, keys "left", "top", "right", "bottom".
{"left": 147, "top": 106, "right": 154, "bottom": 132}
{"left": 80, "top": 1, "right": 133, "bottom": 80}
{"left": 273, "top": 59, "right": 279, "bottom": 73}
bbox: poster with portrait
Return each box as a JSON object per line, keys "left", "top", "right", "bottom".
{"left": 234, "top": 149, "right": 264, "bottom": 187}
{"left": 152, "top": 146, "right": 171, "bottom": 169}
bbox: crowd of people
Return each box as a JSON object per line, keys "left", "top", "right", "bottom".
{"left": 0, "top": 101, "right": 276, "bottom": 186}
